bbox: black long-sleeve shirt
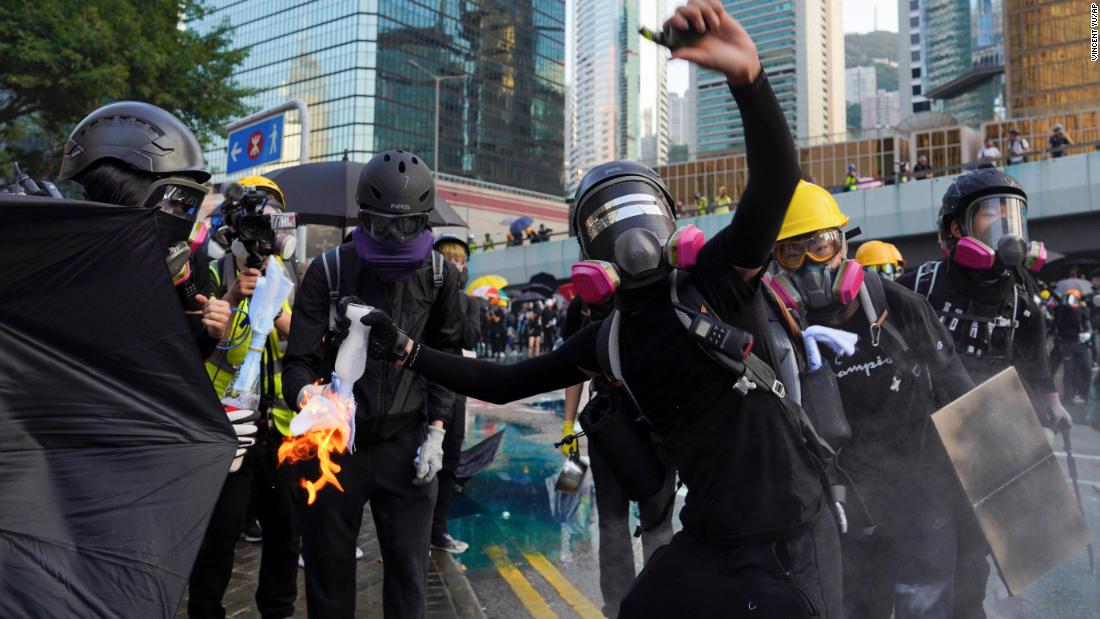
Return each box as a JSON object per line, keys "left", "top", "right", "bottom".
{"left": 406, "top": 72, "right": 826, "bottom": 545}
{"left": 282, "top": 247, "right": 462, "bottom": 442}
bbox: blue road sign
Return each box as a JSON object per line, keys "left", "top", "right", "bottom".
{"left": 226, "top": 114, "right": 285, "bottom": 174}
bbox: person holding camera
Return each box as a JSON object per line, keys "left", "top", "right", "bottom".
{"left": 187, "top": 175, "right": 299, "bottom": 619}
{"left": 281, "top": 149, "right": 463, "bottom": 618}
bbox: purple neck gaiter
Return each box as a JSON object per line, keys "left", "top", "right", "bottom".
{"left": 353, "top": 227, "right": 434, "bottom": 282}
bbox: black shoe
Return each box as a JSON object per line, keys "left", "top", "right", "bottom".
{"left": 242, "top": 520, "right": 263, "bottom": 543}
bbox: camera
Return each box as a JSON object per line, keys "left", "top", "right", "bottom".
{"left": 217, "top": 181, "right": 298, "bottom": 268}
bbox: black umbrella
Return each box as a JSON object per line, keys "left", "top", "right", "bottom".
{"left": 265, "top": 161, "right": 467, "bottom": 228}
{"left": 0, "top": 197, "right": 236, "bottom": 617}
{"left": 513, "top": 290, "right": 548, "bottom": 304}
{"left": 455, "top": 430, "right": 506, "bottom": 486}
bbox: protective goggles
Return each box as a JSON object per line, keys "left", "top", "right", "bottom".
{"left": 136, "top": 177, "right": 208, "bottom": 221}
{"left": 963, "top": 195, "right": 1028, "bottom": 247}
{"left": 864, "top": 263, "right": 898, "bottom": 275}
{"left": 359, "top": 209, "right": 430, "bottom": 243}
{"left": 583, "top": 192, "right": 672, "bottom": 242}
{"left": 774, "top": 228, "right": 844, "bottom": 270}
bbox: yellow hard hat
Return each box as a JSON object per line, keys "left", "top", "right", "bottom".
{"left": 238, "top": 175, "right": 286, "bottom": 206}
{"left": 854, "top": 240, "right": 897, "bottom": 268}
{"left": 1040, "top": 289, "right": 1051, "bottom": 300}
{"left": 886, "top": 243, "right": 905, "bottom": 267}
{"left": 777, "top": 180, "right": 849, "bottom": 241}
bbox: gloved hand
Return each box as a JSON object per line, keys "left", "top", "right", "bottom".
{"left": 802, "top": 325, "right": 859, "bottom": 370}
{"left": 1080, "top": 331, "right": 1093, "bottom": 344}
{"left": 333, "top": 296, "right": 365, "bottom": 343}
{"left": 1044, "top": 392, "right": 1073, "bottom": 434}
{"left": 414, "top": 425, "right": 446, "bottom": 485}
{"left": 360, "top": 310, "right": 413, "bottom": 363}
{"left": 560, "top": 420, "right": 578, "bottom": 457}
{"left": 226, "top": 408, "right": 259, "bottom": 473}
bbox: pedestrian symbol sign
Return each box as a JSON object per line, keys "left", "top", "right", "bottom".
{"left": 226, "top": 114, "right": 285, "bottom": 174}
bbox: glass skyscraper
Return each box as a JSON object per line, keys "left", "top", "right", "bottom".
{"left": 921, "top": 0, "right": 1004, "bottom": 123}
{"left": 193, "top": 0, "right": 566, "bottom": 195}
{"left": 694, "top": 0, "right": 844, "bottom": 157}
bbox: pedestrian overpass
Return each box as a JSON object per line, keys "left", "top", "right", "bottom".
{"left": 469, "top": 151, "right": 1100, "bottom": 284}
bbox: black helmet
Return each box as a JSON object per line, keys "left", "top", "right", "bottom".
{"left": 59, "top": 101, "right": 209, "bottom": 183}
{"left": 356, "top": 149, "right": 435, "bottom": 215}
{"left": 571, "top": 160, "right": 676, "bottom": 261}
{"left": 937, "top": 168, "right": 1026, "bottom": 248}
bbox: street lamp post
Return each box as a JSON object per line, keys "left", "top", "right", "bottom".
{"left": 408, "top": 60, "right": 466, "bottom": 177}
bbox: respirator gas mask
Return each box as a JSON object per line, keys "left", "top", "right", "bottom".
{"left": 951, "top": 194, "right": 1045, "bottom": 272}
{"left": 134, "top": 177, "right": 209, "bottom": 286}
{"left": 570, "top": 190, "right": 705, "bottom": 305}
{"left": 768, "top": 228, "right": 864, "bottom": 311}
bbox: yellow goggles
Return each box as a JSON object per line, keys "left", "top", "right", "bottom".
{"left": 774, "top": 229, "right": 843, "bottom": 270}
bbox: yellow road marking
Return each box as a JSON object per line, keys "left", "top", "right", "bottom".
{"left": 524, "top": 552, "right": 605, "bottom": 619}
{"left": 484, "top": 545, "right": 556, "bottom": 619}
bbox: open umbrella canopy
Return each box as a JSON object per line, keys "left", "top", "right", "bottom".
{"left": 1056, "top": 278, "right": 1095, "bottom": 295}
{"left": 470, "top": 285, "right": 501, "bottom": 300}
{"left": 264, "top": 161, "right": 466, "bottom": 228}
{"left": 0, "top": 197, "right": 236, "bottom": 617}
{"left": 468, "top": 274, "right": 508, "bottom": 295}
{"left": 509, "top": 216, "right": 535, "bottom": 238}
{"left": 455, "top": 430, "right": 506, "bottom": 486}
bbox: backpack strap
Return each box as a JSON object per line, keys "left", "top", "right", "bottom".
{"left": 595, "top": 309, "right": 650, "bottom": 426}
{"left": 320, "top": 247, "right": 342, "bottom": 332}
{"left": 431, "top": 250, "right": 444, "bottom": 288}
{"left": 859, "top": 273, "right": 909, "bottom": 355}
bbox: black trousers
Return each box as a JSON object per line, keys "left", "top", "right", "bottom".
{"left": 1063, "top": 341, "right": 1092, "bottom": 399}
{"left": 589, "top": 439, "right": 676, "bottom": 618}
{"left": 619, "top": 512, "right": 843, "bottom": 618}
{"left": 296, "top": 425, "right": 434, "bottom": 619}
{"left": 188, "top": 426, "right": 300, "bottom": 619}
{"left": 432, "top": 395, "right": 466, "bottom": 544}
{"left": 840, "top": 471, "right": 968, "bottom": 619}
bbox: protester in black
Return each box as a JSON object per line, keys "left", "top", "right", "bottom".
{"left": 1054, "top": 290, "right": 1093, "bottom": 403}
{"left": 560, "top": 297, "right": 676, "bottom": 617}
{"left": 356, "top": 5, "right": 843, "bottom": 616}
{"left": 898, "top": 167, "right": 1072, "bottom": 618}
{"left": 281, "top": 150, "right": 463, "bottom": 619}
{"left": 769, "top": 186, "right": 976, "bottom": 618}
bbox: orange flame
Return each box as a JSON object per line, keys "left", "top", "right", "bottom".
{"left": 278, "top": 384, "right": 355, "bottom": 505}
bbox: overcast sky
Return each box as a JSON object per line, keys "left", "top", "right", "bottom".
{"left": 666, "top": 0, "right": 899, "bottom": 95}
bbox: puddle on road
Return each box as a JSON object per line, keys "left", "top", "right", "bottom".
{"left": 446, "top": 410, "right": 602, "bottom": 573}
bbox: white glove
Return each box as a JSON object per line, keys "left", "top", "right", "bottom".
{"left": 413, "top": 426, "right": 446, "bottom": 485}
{"left": 1080, "top": 331, "right": 1093, "bottom": 344}
{"left": 802, "top": 325, "right": 859, "bottom": 370}
{"left": 226, "top": 408, "right": 259, "bottom": 473}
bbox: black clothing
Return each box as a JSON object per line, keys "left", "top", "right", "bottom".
{"left": 295, "top": 426, "right": 434, "bottom": 619}
{"left": 590, "top": 438, "right": 676, "bottom": 618}
{"left": 1049, "top": 133, "right": 1070, "bottom": 157}
{"left": 808, "top": 281, "right": 976, "bottom": 617}
{"left": 825, "top": 280, "right": 973, "bottom": 478}
{"left": 188, "top": 427, "right": 299, "bottom": 619}
{"left": 408, "top": 72, "right": 828, "bottom": 548}
{"left": 282, "top": 243, "right": 462, "bottom": 441}
{"left": 619, "top": 512, "right": 843, "bottom": 618}
{"left": 913, "top": 163, "right": 932, "bottom": 179}
{"left": 899, "top": 261, "right": 1055, "bottom": 404}
{"left": 432, "top": 293, "right": 482, "bottom": 542}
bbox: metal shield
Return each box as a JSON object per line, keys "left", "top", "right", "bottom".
{"left": 931, "top": 367, "right": 1092, "bottom": 595}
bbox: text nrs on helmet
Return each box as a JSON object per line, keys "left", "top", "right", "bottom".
{"left": 937, "top": 168, "right": 1046, "bottom": 272}
{"left": 766, "top": 181, "right": 863, "bottom": 312}
{"left": 569, "top": 161, "right": 705, "bottom": 305}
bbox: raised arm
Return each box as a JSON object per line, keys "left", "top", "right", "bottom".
{"left": 668, "top": 1, "right": 801, "bottom": 281}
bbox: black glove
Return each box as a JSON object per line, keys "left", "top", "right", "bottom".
{"left": 333, "top": 296, "right": 364, "bottom": 343}
{"left": 361, "top": 310, "right": 413, "bottom": 363}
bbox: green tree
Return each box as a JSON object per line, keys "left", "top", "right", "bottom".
{"left": 0, "top": 0, "right": 253, "bottom": 179}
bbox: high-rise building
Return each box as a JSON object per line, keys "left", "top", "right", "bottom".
{"left": 568, "top": 0, "right": 669, "bottom": 188}
{"left": 898, "top": 0, "right": 931, "bottom": 116}
{"left": 922, "top": 0, "right": 1005, "bottom": 123}
{"left": 193, "top": 0, "right": 566, "bottom": 195}
{"left": 1005, "top": 0, "right": 1100, "bottom": 117}
{"left": 694, "top": 0, "right": 844, "bottom": 157}
{"left": 861, "top": 90, "right": 901, "bottom": 129}
{"left": 845, "top": 67, "right": 877, "bottom": 105}
{"left": 669, "top": 92, "right": 686, "bottom": 145}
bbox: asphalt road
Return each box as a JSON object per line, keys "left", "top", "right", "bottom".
{"left": 450, "top": 392, "right": 1100, "bottom": 619}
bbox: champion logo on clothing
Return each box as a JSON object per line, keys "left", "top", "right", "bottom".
{"left": 834, "top": 354, "right": 894, "bottom": 378}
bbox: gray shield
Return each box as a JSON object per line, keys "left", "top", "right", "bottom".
{"left": 932, "top": 367, "right": 1092, "bottom": 595}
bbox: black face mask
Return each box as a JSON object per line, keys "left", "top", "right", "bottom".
{"left": 458, "top": 269, "right": 469, "bottom": 286}
{"left": 155, "top": 209, "right": 194, "bottom": 250}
